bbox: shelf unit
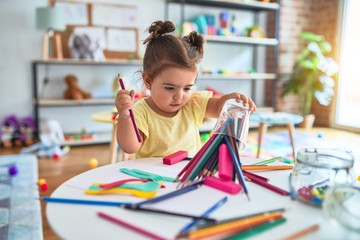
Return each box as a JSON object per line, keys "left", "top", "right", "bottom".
{"left": 165, "top": 0, "right": 280, "bottom": 110}
{"left": 31, "top": 59, "right": 142, "bottom": 145}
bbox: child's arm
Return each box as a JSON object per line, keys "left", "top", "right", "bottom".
{"left": 115, "top": 89, "right": 143, "bottom": 154}
{"left": 205, "top": 92, "right": 257, "bottom": 118}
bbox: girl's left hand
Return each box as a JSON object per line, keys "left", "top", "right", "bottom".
{"left": 233, "top": 93, "right": 257, "bottom": 112}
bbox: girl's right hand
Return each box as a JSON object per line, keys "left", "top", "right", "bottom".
{"left": 115, "top": 89, "right": 135, "bottom": 118}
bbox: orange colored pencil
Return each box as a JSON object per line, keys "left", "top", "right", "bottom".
{"left": 179, "top": 212, "right": 283, "bottom": 240}
{"left": 281, "top": 224, "right": 320, "bottom": 240}
{"left": 242, "top": 165, "right": 293, "bottom": 171}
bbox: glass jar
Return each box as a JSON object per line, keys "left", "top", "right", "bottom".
{"left": 323, "top": 184, "right": 360, "bottom": 233}
{"left": 290, "top": 148, "right": 354, "bottom": 206}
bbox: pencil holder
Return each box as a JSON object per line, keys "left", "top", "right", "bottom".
{"left": 290, "top": 148, "right": 355, "bottom": 207}
{"left": 212, "top": 99, "right": 250, "bottom": 150}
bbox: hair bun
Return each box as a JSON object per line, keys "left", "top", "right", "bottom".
{"left": 184, "top": 31, "right": 204, "bottom": 56}
{"left": 144, "top": 20, "right": 175, "bottom": 44}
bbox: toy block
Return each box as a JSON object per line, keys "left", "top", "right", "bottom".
{"left": 163, "top": 150, "right": 188, "bottom": 165}
{"left": 218, "top": 143, "right": 233, "bottom": 180}
{"left": 204, "top": 176, "right": 242, "bottom": 194}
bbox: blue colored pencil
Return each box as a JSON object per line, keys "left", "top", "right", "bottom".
{"left": 224, "top": 135, "right": 250, "bottom": 200}
{"left": 135, "top": 181, "right": 204, "bottom": 207}
{"left": 41, "top": 197, "right": 132, "bottom": 207}
{"left": 179, "top": 196, "right": 228, "bottom": 234}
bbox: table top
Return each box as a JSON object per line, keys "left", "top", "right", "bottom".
{"left": 91, "top": 110, "right": 117, "bottom": 124}
{"left": 46, "top": 157, "right": 352, "bottom": 240}
{"left": 250, "top": 112, "right": 303, "bottom": 125}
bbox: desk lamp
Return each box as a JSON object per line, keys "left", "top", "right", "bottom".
{"left": 36, "top": 7, "right": 65, "bottom": 60}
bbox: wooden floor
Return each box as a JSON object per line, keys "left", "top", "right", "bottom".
{"left": 1, "top": 126, "right": 359, "bottom": 240}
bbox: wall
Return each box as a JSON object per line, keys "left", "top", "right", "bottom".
{"left": 275, "top": 0, "right": 339, "bottom": 127}
{"left": 0, "top": 0, "right": 165, "bottom": 134}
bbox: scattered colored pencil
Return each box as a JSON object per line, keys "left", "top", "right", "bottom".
{"left": 243, "top": 170, "right": 269, "bottom": 182}
{"left": 179, "top": 196, "right": 228, "bottom": 233}
{"left": 118, "top": 74, "right": 142, "bottom": 143}
{"left": 97, "top": 212, "right": 166, "bottom": 240}
{"left": 245, "top": 173, "right": 290, "bottom": 196}
{"left": 281, "top": 223, "right": 320, "bottom": 240}
{"left": 41, "top": 196, "right": 132, "bottom": 207}
{"left": 253, "top": 156, "right": 283, "bottom": 165}
{"left": 135, "top": 181, "right": 203, "bottom": 207}
{"left": 242, "top": 165, "right": 293, "bottom": 171}
{"left": 123, "top": 205, "right": 217, "bottom": 222}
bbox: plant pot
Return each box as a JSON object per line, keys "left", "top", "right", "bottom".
{"left": 299, "top": 114, "right": 315, "bottom": 130}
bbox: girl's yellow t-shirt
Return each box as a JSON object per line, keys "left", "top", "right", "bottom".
{"left": 132, "top": 91, "right": 212, "bottom": 159}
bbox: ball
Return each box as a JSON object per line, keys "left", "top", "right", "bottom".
{"left": 38, "top": 178, "right": 47, "bottom": 185}
{"left": 8, "top": 166, "right": 18, "bottom": 176}
{"left": 89, "top": 158, "right": 98, "bottom": 168}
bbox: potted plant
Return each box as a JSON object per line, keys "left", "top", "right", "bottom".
{"left": 281, "top": 32, "right": 338, "bottom": 128}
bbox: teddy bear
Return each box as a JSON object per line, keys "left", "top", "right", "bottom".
{"left": 63, "top": 74, "right": 92, "bottom": 100}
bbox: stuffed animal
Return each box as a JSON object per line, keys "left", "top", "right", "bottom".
{"left": 19, "top": 117, "right": 37, "bottom": 146}
{"left": 64, "top": 74, "right": 92, "bottom": 100}
{"left": 1, "top": 115, "right": 21, "bottom": 148}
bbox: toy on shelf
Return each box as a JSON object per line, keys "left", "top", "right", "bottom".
{"left": 0, "top": 115, "right": 21, "bottom": 148}
{"left": 244, "top": 25, "right": 265, "bottom": 38}
{"left": 19, "top": 116, "right": 37, "bottom": 146}
{"left": 64, "top": 129, "right": 96, "bottom": 142}
{"left": 64, "top": 74, "right": 92, "bottom": 100}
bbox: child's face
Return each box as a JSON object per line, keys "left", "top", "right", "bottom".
{"left": 148, "top": 66, "right": 197, "bottom": 116}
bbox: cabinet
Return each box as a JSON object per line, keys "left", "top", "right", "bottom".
{"left": 165, "top": 0, "right": 280, "bottom": 111}
{"left": 31, "top": 59, "right": 142, "bottom": 146}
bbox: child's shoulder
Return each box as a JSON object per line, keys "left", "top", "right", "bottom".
{"left": 191, "top": 90, "right": 213, "bottom": 99}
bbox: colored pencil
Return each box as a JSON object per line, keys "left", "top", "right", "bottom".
{"left": 243, "top": 170, "right": 269, "bottom": 182}
{"left": 224, "top": 135, "right": 249, "bottom": 200}
{"left": 135, "top": 181, "right": 203, "bottom": 207}
{"left": 253, "top": 156, "right": 283, "bottom": 165}
{"left": 177, "top": 212, "right": 283, "bottom": 239}
{"left": 41, "top": 197, "right": 132, "bottom": 207}
{"left": 242, "top": 165, "right": 293, "bottom": 171}
{"left": 196, "top": 207, "right": 286, "bottom": 230}
{"left": 226, "top": 217, "right": 286, "bottom": 239}
{"left": 281, "top": 223, "right": 320, "bottom": 240}
{"left": 245, "top": 173, "right": 290, "bottom": 196}
{"left": 97, "top": 212, "right": 166, "bottom": 240}
{"left": 123, "top": 205, "right": 217, "bottom": 222}
{"left": 179, "top": 196, "right": 228, "bottom": 234}
{"left": 289, "top": 173, "right": 296, "bottom": 200}
{"left": 118, "top": 74, "right": 142, "bottom": 143}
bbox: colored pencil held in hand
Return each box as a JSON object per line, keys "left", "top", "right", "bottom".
{"left": 118, "top": 74, "right": 142, "bottom": 142}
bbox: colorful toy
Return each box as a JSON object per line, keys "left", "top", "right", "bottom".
{"left": 64, "top": 74, "right": 92, "bottom": 100}
{"left": 89, "top": 158, "right": 98, "bottom": 168}
{"left": 38, "top": 178, "right": 48, "bottom": 191}
{"left": 1, "top": 115, "right": 21, "bottom": 148}
{"left": 21, "top": 142, "right": 70, "bottom": 159}
{"left": 19, "top": 116, "right": 37, "bottom": 146}
{"left": 8, "top": 165, "right": 18, "bottom": 176}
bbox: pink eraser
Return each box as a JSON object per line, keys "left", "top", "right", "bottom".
{"left": 204, "top": 176, "right": 242, "bottom": 194}
{"left": 219, "top": 144, "right": 233, "bottom": 180}
{"left": 163, "top": 150, "right": 188, "bottom": 165}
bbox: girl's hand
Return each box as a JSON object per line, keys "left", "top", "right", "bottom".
{"left": 115, "top": 89, "right": 135, "bottom": 118}
{"left": 233, "top": 93, "right": 257, "bottom": 112}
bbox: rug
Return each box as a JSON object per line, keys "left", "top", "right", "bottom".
{"left": 240, "top": 131, "right": 329, "bottom": 161}
{"left": 0, "top": 154, "right": 43, "bottom": 240}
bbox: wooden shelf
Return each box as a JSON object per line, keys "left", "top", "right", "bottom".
{"left": 205, "top": 35, "right": 278, "bottom": 46}
{"left": 61, "top": 131, "right": 112, "bottom": 146}
{"left": 37, "top": 98, "right": 114, "bottom": 107}
{"left": 32, "top": 58, "right": 142, "bottom": 66}
{"left": 198, "top": 73, "right": 276, "bottom": 80}
{"left": 167, "top": 0, "right": 279, "bottom": 11}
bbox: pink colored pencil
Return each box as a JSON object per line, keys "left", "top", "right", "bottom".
{"left": 118, "top": 74, "right": 142, "bottom": 142}
{"left": 246, "top": 173, "right": 290, "bottom": 196}
{"left": 98, "top": 212, "right": 166, "bottom": 240}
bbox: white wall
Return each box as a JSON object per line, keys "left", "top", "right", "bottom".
{"left": 0, "top": 0, "right": 264, "bottom": 135}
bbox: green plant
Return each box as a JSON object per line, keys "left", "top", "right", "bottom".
{"left": 281, "top": 32, "right": 338, "bottom": 116}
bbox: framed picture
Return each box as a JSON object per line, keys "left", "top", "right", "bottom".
{"left": 51, "top": 0, "right": 89, "bottom": 25}
{"left": 90, "top": 3, "right": 138, "bottom": 28}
